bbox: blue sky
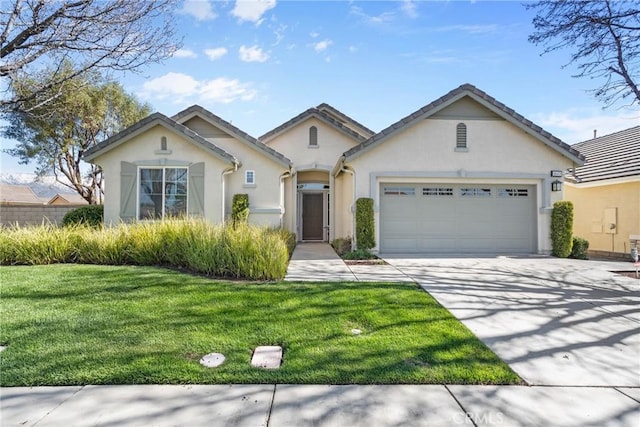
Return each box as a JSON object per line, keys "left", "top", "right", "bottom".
{"left": 2, "top": 0, "right": 639, "bottom": 175}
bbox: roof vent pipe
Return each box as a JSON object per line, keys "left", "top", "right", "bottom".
{"left": 593, "top": 129, "right": 597, "bottom": 139}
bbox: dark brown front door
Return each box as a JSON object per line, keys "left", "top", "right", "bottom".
{"left": 302, "top": 193, "right": 324, "bottom": 240}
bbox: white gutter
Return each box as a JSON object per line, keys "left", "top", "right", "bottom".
{"left": 279, "top": 170, "right": 292, "bottom": 228}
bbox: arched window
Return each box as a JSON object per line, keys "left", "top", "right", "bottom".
{"left": 160, "top": 136, "right": 168, "bottom": 151}
{"left": 309, "top": 126, "right": 318, "bottom": 146}
{"left": 456, "top": 123, "right": 467, "bottom": 149}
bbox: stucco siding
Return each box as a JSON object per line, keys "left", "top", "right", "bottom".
{"left": 346, "top": 118, "right": 574, "bottom": 253}
{"left": 265, "top": 117, "right": 359, "bottom": 168}
{"left": 91, "top": 126, "right": 230, "bottom": 224}
{"left": 565, "top": 180, "right": 640, "bottom": 255}
{"left": 333, "top": 172, "right": 353, "bottom": 240}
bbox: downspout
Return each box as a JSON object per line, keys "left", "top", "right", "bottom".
{"left": 279, "top": 168, "right": 292, "bottom": 228}
{"left": 221, "top": 161, "right": 239, "bottom": 225}
{"left": 334, "top": 158, "right": 356, "bottom": 248}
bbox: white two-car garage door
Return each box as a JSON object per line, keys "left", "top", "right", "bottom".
{"left": 380, "top": 183, "right": 537, "bottom": 254}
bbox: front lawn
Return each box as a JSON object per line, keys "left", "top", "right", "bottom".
{"left": 0, "top": 265, "right": 520, "bottom": 386}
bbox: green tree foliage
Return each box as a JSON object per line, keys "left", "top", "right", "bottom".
{"left": 527, "top": 0, "right": 640, "bottom": 107}
{"left": 0, "top": 0, "right": 180, "bottom": 114}
{"left": 551, "top": 201, "right": 574, "bottom": 258}
{"left": 570, "top": 237, "right": 589, "bottom": 260}
{"left": 355, "top": 197, "right": 375, "bottom": 251}
{"left": 3, "top": 62, "right": 151, "bottom": 204}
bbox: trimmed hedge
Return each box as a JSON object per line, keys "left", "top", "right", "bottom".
{"left": 551, "top": 201, "right": 573, "bottom": 258}
{"left": 355, "top": 198, "right": 375, "bottom": 250}
{"left": 61, "top": 205, "right": 104, "bottom": 227}
{"left": 570, "top": 236, "right": 589, "bottom": 260}
{"left": 331, "top": 236, "right": 352, "bottom": 256}
{"left": 231, "top": 194, "right": 249, "bottom": 225}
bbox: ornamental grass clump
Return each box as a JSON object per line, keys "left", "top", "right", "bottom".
{"left": 0, "top": 220, "right": 293, "bottom": 280}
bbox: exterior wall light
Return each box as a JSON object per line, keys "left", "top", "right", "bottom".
{"left": 551, "top": 180, "right": 562, "bottom": 192}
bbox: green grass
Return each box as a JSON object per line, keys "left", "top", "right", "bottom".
{"left": 0, "top": 264, "right": 521, "bottom": 386}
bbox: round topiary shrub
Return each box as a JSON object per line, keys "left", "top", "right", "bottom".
{"left": 62, "top": 205, "right": 104, "bottom": 227}
{"left": 570, "top": 236, "right": 589, "bottom": 260}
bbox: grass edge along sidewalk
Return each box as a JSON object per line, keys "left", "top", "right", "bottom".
{"left": 0, "top": 264, "right": 521, "bottom": 386}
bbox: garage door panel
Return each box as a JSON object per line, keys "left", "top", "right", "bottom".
{"left": 380, "top": 183, "right": 536, "bottom": 253}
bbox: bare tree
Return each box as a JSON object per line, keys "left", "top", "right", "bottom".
{"left": 527, "top": 0, "right": 640, "bottom": 107}
{"left": 0, "top": 0, "right": 180, "bottom": 113}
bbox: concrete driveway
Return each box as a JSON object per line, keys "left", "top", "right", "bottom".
{"left": 381, "top": 255, "right": 640, "bottom": 387}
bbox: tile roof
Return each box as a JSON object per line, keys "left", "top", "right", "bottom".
{"left": 83, "top": 113, "right": 238, "bottom": 165}
{"left": 343, "top": 83, "right": 585, "bottom": 164}
{"left": 172, "top": 105, "right": 292, "bottom": 167}
{"left": 259, "top": 106, "right": 371, "bottom": 143}
{"left": 0, "top": 183, "right": 43, "bottom": 204}
{"left": 315, "top": 103, "right": 375, "bottom": 138}
{"left": 567, "top": 125, "right": 640, "bottom": 183}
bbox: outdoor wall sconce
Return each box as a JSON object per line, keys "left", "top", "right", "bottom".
{"left": 550, "top": 170, "right": 563, "bottom": 177}
{"left": 551, "top": 180, "right": 562, "bottom": 192}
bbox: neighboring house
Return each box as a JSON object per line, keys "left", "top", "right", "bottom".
{"left": 47, "top": 193, "right": 89, "bottom": 205}
{"left": 0, "top": 183, "right": 43, "bottom": 204}
{"left": 565, "top": 126, "right": 640, "bottom": 258}
{"left": 84, "top": 84, "right": 584, "bottom": 254}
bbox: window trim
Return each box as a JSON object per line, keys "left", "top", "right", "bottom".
{"left": 244, "top": 170, "right": 256, "bottom": 186}
{"left": 137, "top": 166, "right": 188, "bottom": 220}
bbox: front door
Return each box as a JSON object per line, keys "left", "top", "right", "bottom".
{"left": 302, "top": 193, "right": 324, "bottom": 240}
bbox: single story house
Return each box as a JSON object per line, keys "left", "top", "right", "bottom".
{"left": 84, "top": 84, "right": 584, "bottom": 254}
{"left": 565, "top": 126, "right": 640, "bottom": 258}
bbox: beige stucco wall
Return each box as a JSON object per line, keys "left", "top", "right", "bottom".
{"left": 91, "top": 125, "right": 231, "bottom": 224}
{"left": 333, "top": 171, "right": 354, "bottom": 240}
{"left": 265, "top": 117, "right": 359, "bottom": 169}
{"left": 345, "top": 117, "right": 576, "bottom": 253}
{"left": 565, "top": 180, "right": 640, "bottom": 254}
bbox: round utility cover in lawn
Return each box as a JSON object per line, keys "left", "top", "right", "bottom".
{"left": 200, "top": 353, "right": 225, "bottom": 368}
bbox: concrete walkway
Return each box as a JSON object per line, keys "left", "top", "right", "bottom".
{"left": 2, "top": 246, "right": 639, "bottom": 426}
{"left": 285, "top": 243, "right": 412, "bottom": 282}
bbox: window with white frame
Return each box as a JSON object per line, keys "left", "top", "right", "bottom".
{"left": 138, "top": 167, "right": 187, "bottom": 219}
{"left": 245, "top": 170, "right": 255, "bottom": 185}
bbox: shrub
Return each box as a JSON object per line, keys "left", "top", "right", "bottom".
{"left": 355, "top": 198, "right": 375, "bottom": 250}
{"left": 331, "top": 236, "right": 352, "bottom": 256}
{"left": 0, "top": 220, "right": 292, "bottom": 280}
{"left": 61, "top": 205, "right": 104, "bottom": 227}
{"left": 570, "top": 237, "right": 589, "bottom": 260}
{"left": 551, "top": 201, "right": 573, "bottom": 258}
{"left": 231, "top": 194, "right": 249, "bottom": 226}
{"left": 343, "top": 248, "right": 376, "bottom": 260}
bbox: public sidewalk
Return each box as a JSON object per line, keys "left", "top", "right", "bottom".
{"left": 2, "top": 383, "right": 638, "bottom": 426}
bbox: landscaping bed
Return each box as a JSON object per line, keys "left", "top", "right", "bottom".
{"left": 0, "top": 264, "right": 521, "bottom": 386}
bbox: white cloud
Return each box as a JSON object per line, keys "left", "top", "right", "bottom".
{"left": 204, "top": 47, "right": 228, "bottom": 61}
{"left": 313, "top": 39, "right": 332, "bottom": 53}
{"left": 179, "top": 0, "right": 217, "bottom": 21}
{"left": 350, "top": 5, "right": 395, "bottom": 25}
{"left": 239, "top": 45, "right": 269, "bottom": 62}
{"left": 173, "top": 49, "right": 198, "bottom": 59}
{"left": 310, "top": 31, "right": 320, "bottom": 38}
{"left": 140, "top": 72, "right": 256, "bottom": 104}
{"left": 232, "top": 0, "right": 276, "bottom": 24}
{"left": 531, "top": 108, "right": 640, "bottom": 144}
{"left": 401, "top": 0, "right": 418, "bottom": 18}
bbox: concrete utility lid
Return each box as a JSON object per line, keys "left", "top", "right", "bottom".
{"left": 251, "top": 346, "right": 282, "bottom": 369}
{"left": 351, "top": 329, "right": 362, "bottom": 335}
{"left": 200, "top": 352, "right": 225, "bottom": 368}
